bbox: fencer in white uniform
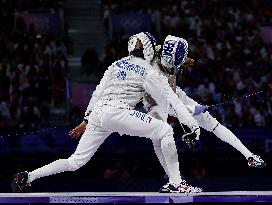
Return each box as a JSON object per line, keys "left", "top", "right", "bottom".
{"left": 143, "top": 35, "right": 266, "bottom": 181}
{"left": 11, "top": 32, "right": 202, "bottom": 193}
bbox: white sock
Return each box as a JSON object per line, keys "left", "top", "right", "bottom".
{"left": 161, "top": 135, "right": 182, "bottom": 186}
{"left": 213, "top": 124, "right": 252, "bottom": 159}
{"left": 28, "top": 159, "right": 72, "bottom": 183}
{"left": 152, "top": 140, "right": 170, "bottom": 177}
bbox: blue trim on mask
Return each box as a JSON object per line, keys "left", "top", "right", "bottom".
{"left": 174, "top": 41, "right": 187, "bottom": 67}
{"left": 145, "top": 32, "right": 157, "bottom": 45}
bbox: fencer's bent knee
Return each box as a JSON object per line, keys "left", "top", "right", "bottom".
{"left": 152, "top": 139, "right": 161, "bottom": 148}
{"left": 194, "top": 112, "right": 220, "bottom": 132}
{"left": 161, "top": 134, "right": 176, "bottom": 154}
{"left": 158, "top": 123, "right": 174, "bottom": 140}
{"left": 67, "top": 155, "right": 88, "bottom": 171}
{"left": 160, "top": 125, "right": 176, "bottom": 151}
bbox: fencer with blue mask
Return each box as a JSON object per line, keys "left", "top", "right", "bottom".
{"left": 142, "top": 35, "right": 266, "bottom": 193}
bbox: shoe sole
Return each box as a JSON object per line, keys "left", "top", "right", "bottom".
{"left": 249, "top": 163, "right": 266, "bottom": 168}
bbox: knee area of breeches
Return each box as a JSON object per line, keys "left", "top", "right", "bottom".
{"left": 152, "top": 139, "right": 162, "bottom": 148}
{"left": 195, "top": 112, "right": 220, "bottom": 132}
{"left": 159, "top": 123, "right": 174, "bottom": 139}
{"left": 161, "top": 129, "right": 176, "bottom": 151}
{"left": 67, "top": 155, "right": 86, "bottom": 171}
{"left": 161, "top": 135, "right": 176, "bottom": 153}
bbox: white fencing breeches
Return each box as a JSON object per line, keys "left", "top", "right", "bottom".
{"left": 28, "top": 103, "right": 182, "bottom": 185}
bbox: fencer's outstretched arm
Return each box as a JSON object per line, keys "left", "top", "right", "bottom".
{"left": 176, "top": 86, "right": 198, "bottom": 106}
{"left": 143, "top": 69, "right": 200, "bottom": 134}
{"left": 84, "top": 66, "right": 113, "bottom": 121}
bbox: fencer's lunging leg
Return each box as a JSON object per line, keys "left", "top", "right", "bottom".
{"left": 28, "top": 125, "right": 110, "bottom": 183}
{"left": 213, "top": 124, "right": 252, "bottom": 159}
{"left": 28, "top": 159, "right": 77, "bottom": 183}
{"left": 195, "top": 112, "right": 252, "bottom": 159}
{"left": 178, "top": 89, "right": 253, "bottom": 159}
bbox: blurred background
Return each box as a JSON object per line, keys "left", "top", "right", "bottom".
{"left": 0, "top": 0, "right": 272, "bottom": 192}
